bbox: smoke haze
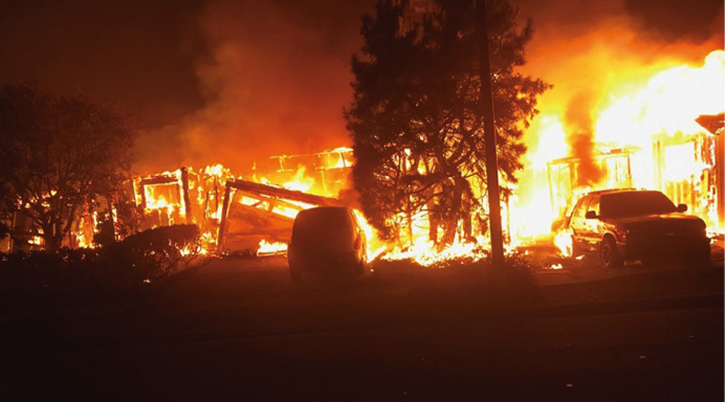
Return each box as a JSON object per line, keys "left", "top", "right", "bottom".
{"left": 1, "top": 0, "right": 721, "bottom": 177}
{"left": 515, "top": 0, "right": 723, "bottom": 165}
{"left": 134, "top": 0, "right": 375, "bottom": 176}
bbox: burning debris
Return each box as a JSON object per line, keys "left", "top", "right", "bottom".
{"left": 256, "top": 239, "right": 288, "bottom": 257}
{"left": 122, "top": 148, "right": 368, "bottom": 258}
{"left": 128, "top": 164, "right": 231, "bottom": 254}
{"left": 216, "top": 177, "right": 343, "bottom": 253}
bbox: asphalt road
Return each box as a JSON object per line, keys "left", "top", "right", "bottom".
{"left": 1, "top": 256, "right": 723, "bottom": 401}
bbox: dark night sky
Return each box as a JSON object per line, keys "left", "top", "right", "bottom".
{"left": 0, "top": 0, "right": 722, "bottom": 175}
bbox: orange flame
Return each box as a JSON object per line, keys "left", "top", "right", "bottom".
{"left": 256, "top": 239, "right": 288, "bottom": 256}
{"left": 515, "top": 49, "right": 724, "bottom": 254}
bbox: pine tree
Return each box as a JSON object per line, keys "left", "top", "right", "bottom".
{"left": 346, "top": 0, "right": 549, "bottom": 245}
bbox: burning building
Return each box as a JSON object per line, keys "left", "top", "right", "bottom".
{"left": 511, "top": 50, "right": 725, "bottom": 248}
{"left": 123, "top": 148, "right": 358, "bottom": 256}
{"left": 0, "top": 148, "right": 358, "bottom": 256}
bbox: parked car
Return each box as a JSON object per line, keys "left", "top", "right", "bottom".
{"left": 287, "top": 206, "right": 368, "bottom": 282}
{"left": 565, "top": 189, "right": 710, "bottom": 268}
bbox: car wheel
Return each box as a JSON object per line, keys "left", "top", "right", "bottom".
{"left": 599, "top": 236, "right": 623, "bottom": 268}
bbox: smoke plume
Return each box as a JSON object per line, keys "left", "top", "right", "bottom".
{"left": 133, "top": 0, "right": 723, "bottom": 177}
{"left": 564, "top": 92, "right": 606, "bottom": 187}
{"left": 134, "top": 0, "right": 374, "bottom": 176}
{"left": 516, "top": 0, "right": 723, "bottom": 163}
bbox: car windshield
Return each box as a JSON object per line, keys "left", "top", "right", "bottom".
{"left": 599, "top": 191, "right": 677, "bottom": 218}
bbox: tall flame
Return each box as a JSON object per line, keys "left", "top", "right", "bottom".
{"left": 513, "top": 49, "right": 724, "bottom": 255}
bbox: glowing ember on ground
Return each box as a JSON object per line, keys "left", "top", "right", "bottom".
{"left": 256, "top": 239, "right": 288, "bottom": 256}
{"left": 179, "top": 241, "right": 203, "bottom": 257}
{"left": 382, "top": 237, "right": 488, "bottom": 267}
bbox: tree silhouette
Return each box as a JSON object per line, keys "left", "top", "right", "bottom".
{"left": 0, "top": 84, "right": 136, "bottom": 251}
{"left": 346, "top": 0, "right": 549, "bottom": 245}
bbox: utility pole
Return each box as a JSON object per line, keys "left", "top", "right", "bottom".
{"left": 475, "top": 0, "right": 505, "bottom": 268}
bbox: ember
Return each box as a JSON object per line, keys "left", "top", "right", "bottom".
{"left": 256, "top": 239, "right": 287, "bottom": 257}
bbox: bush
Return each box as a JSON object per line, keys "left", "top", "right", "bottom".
{"left": 0, "top": 224, "right": 201, "bottom": 299}
{"left": 106, "top": 224, "right": 200, "bottom": 284}
{"left": 0, "top": 248, "right": 106, "bottom": 297}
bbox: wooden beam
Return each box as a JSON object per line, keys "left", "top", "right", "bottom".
{"left": 216, "top": 184, "right": 232, "bottom": 254}
{"left": 227, "top": 203, "right": 295, "bottom": 228}
{"left": 234, "top": 190, "right": 311, "bottom": 213}
{"left": 139, "top": 175, "right": 178, "bottom": 186}
{"left": 216, "top": 179, "right": 344, "bottom": 253}
{"left": 226, "top": 179, "right": 342, "bottom": 207}
{"left": 180, "top": 167, "right": 193, "bottom": 224}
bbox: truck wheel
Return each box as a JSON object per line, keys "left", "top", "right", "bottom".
{"left": 599, "top": 236, "right": 623, "bottom": 268}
